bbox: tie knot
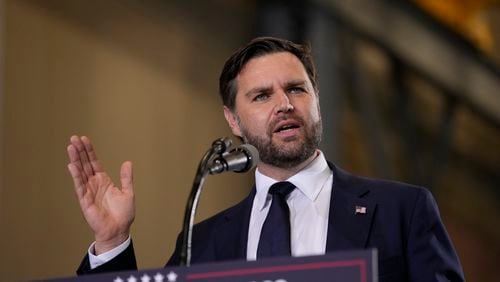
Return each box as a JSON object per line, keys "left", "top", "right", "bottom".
{"left": 269, "top": 181, "right": 295, "bottom": 197}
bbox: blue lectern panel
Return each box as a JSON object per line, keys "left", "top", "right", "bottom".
{"left": 48, "top": 249, "right": 377, "bottom": 282}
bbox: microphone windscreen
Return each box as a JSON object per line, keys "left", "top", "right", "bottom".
{"left": 239, "top": 144, "right": 260, "bottom": 171}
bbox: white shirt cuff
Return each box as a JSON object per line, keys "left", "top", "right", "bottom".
{"left": 88, "top": 235, "right": 131, "bottom": 269}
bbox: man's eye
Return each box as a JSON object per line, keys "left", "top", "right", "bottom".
{"left": 288, "top": 87, "right": 305, "bottom": 94}
{"left": 253, "top": 93, "right": 269, "bottom": 101}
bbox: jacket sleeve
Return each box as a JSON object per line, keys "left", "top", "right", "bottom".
{"left": 165, "top": 232, "right": 182, "bottom": 267}
{"left": 76, "top": 240, "right": 138, "bottom": 275}
{"left": 406, "top": 189, "right": 465, "bottom": 281}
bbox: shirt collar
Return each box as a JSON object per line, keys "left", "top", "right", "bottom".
{"left": 254, "top": 150, "right": 331, "bottom": 210}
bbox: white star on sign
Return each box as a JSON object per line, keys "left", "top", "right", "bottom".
{"left": 166, "top": 271, "right": 178, "bottom": 282}
{"left": 114, "top": 277, "right": 124, "bottom": 282}
{"left": 141, "top": 274, "right": 151, "bottom": 282}
{"left": 127, "top": 275, "right": 138, "bottom": 282}
{"left": 154, "top": 273, "right": 165, "bottom": 282}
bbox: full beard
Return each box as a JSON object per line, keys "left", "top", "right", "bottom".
{"left": 239, "top": 115, "right": 322, "bottom": 169}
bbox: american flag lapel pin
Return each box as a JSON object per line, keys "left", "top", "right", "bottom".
{"left": 355, "top": 205, "right": 367, "bottom": 215}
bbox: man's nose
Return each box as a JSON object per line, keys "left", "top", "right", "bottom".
{"left": 275, "top": 92, "right": 294, "bottom": 114}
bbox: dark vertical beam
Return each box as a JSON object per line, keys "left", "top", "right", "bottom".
{"left": 391, "top": 56, "right": 424, "bottom": 185}
{"left": 307, "top": 7, "right": 345, "bottom": 162}
{"left": 351, "top": 43, "right": 392, "bottom": 179}
{"left": 426, "top": 95, "right": 457, "bottom": 189}
{"left": 255, "top": 0, "right": 309, "bottom": 43}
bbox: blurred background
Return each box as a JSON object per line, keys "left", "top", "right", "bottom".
{"left": 0, "top": 0, "right": 499, "bottom": 281}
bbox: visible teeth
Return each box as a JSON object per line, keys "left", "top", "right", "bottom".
{"left": 278, "top": 125, "right": 296, "bottom": 132}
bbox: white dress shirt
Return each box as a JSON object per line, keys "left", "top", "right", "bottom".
{"left": 89, "top": 151, "right": 333, "bottom": 268}
{"left": 247, "top": 151, "right": 333, "bottom": 260}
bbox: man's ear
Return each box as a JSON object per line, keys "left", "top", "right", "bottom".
{"left": 223, "top": 106, "right": 242, "bottom": 137}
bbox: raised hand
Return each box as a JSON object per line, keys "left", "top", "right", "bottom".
{"left": 67, "top": 135, "right": 135, "bottom": 255}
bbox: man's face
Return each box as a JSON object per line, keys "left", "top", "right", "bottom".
{"left": 224, "top": 52, "right": 322, "bottom": 169}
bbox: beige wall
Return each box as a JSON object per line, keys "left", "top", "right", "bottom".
{"left": 2, "top": 1, "right": 499, "bottom": 281}
{"left": 0, "top": 0, "right": 4, "bottom": 221}
{"left": 0, "top": 1, "right": 255, "bottom": 280}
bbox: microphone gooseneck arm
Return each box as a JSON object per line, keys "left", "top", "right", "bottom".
{"left": 179, "top": 138, "right": 231, "bottom": 266}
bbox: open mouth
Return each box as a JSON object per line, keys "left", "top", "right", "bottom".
{"left": 274, "top": 121, "right": 301, "bottom": 133}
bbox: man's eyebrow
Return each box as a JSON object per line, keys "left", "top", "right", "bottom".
{"left": 285, "top": 80, "right": 307, "bottom": 87}
{"left": 244, "top": 85, "right": 272, "bottom": 98}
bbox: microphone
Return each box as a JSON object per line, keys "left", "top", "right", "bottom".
{"left": 209, "top": 144, "right": 259, "bottom": 174}
{"left": 180, "top": 140, "right": 258, "bottom": 266}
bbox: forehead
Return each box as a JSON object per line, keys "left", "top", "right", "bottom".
{"left": 236, "top": 52, "right": 311, "bottom": 92}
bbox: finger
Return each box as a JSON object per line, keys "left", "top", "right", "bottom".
{"left": 74, "top": 135, "right": 95, "bottom": 177}
{"left": 67, "top": 143, "right": 88, "bottom": 183}
{"left": 67, "top": 163, "right": 85, "bottom": 200}
{"left": 120, "top": 161, "right": 134, "bottom": 193}
{"left": 70, "top": 135, "right": 95, "bottom": 179}
{"left": 81, "top": 136, "right": 105, "bottom": 173}
{"left": 69, "top": 136, "right": 89, "bottom": 181}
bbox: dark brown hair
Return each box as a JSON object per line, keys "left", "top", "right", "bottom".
{"left": 219, "top": 37, "right": 318, "bottom": 111}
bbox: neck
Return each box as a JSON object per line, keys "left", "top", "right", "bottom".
{"left": 257, "top": 150, "right": 319, "bottom": 181}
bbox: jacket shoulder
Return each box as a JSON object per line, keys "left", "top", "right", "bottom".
{"left": 332, "top": 164, "right": 431, "bottom": 201}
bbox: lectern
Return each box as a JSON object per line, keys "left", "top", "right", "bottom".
{"left": 48, "top": 249, "right": 377, "bottom": 282}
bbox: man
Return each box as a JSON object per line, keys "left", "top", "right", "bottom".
{"left": 67, "top": 37, "right": 465, "bottom": 281}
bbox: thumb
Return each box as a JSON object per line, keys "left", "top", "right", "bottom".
{"left": 120, "top": 161, "right": 133, "bottom": 193}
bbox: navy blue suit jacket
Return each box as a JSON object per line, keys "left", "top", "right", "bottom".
{"left": 78, "top": 164, "right": 465, "bottom": 281}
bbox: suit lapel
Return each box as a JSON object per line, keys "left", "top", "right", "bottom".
{"left": 213, "top": 187, "right": 256, "bottom": 261}
{"left": 326, "top": 164, "right": 377, "bottom": 252}
{"left": 209, "top": 163, "right": 377, "bottom": 259}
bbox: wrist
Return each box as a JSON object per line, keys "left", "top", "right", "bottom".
{"left": 94, "top": 233, "right": 129, "bottom": 255}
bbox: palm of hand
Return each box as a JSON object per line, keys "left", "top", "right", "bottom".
{"left": 81, "top": 172, "right": 135, "bottom": 243}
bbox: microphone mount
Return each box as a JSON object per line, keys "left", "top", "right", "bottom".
{"left": 179, "top": 138, "right": 257, "bottom": 266}
{"left": 209, "top": 144, "right": 259, "bottom": 175}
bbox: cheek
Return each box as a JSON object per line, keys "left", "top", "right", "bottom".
{"left": 297, "top": 99, "right": 321, "bottom": 122}
{"left": 239, "top": 109, "right": 271, "bottom": 134}
{"left": 311, "top": 105, "right": 321, "bottom": 122}
{"left": 308, "top": 99, "right": 321, "bottom": 122}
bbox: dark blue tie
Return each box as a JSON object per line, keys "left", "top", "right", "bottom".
{"left": 257, "top": 181, "right": 295, "bottom": 258}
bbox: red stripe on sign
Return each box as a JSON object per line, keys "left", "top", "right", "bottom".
{"left": 186, "top": 259, "right": 367, "bottom": 282}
